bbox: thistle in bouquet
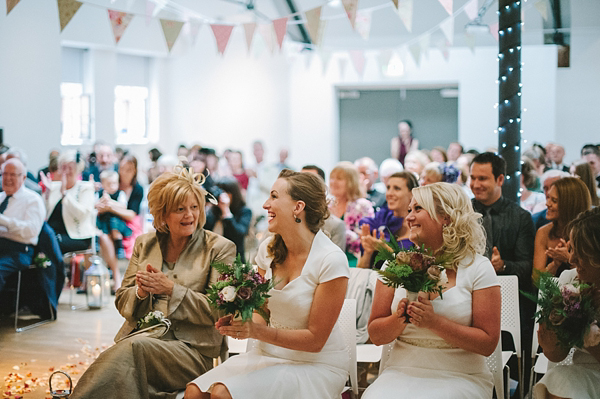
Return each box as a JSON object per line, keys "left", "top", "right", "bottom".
{"left": 524, "top": 272, "right": 600, "bottom": 349}
{"left": 375, "top": 228, "right": 451, "bottom": 323}
{"left": 207, "top": 255, "right": 275, "bottom": 323}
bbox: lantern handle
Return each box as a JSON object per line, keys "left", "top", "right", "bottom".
{"left": 49, "top": 370, "right": 73, "bottom": 398}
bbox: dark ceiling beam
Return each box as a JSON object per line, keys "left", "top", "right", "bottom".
{"left": 284, "top": 0, "right": 312, "bottom": 45}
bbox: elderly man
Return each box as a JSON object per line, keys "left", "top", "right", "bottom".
{"left": 548, "top": 144, "right": 569, "bottom": 172}
{"left": 83, "top": 142, "right": 117, "bottom": 189}
{"left": 0, "top": 158, "right": 46, "bottom": 291}
{"left": 354, "top": 157, "right": 386, "bottom": 210}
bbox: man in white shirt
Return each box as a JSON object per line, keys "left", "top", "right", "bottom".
{"left": 0, "top": 158, "right": 46, "bottom": 291}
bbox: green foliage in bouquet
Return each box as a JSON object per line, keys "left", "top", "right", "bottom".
{"left": 136, "top": 310, "right": 166, "bottom": 330}
{"left": 207, "top": 255, "right": 275, "bottom": 323}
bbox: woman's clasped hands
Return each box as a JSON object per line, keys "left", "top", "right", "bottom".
{"left": 398, "top": 294, "right": 438, "bottom": 328}
{"left": 136, "top": 264, "right": 175, "bottom": 297}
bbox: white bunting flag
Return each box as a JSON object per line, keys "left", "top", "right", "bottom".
{"left": 355, "top": 9, "right": 373, "bottom": 40}
{"left": 464, "top": 0, "right": 478, "bottom": 21}
{"left": 397, "top": 0, "right": 413, "bottom": 32}
{"left": 439, "top": 16, "right": 454, "bottom": 45}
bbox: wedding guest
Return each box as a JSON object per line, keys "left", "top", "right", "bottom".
{"left": 447, "top": 142, "right": 464, "bottom": 162}
{"left": 357, "top": 171, "right": 418, "bottom": 269}
{"left": 533, "top": 177, "right": 591, "bottom": 278}
{"left": 118, "top": 155, "right": 145, "bottom": 259}
{"left": 534, "top": 207, "right": 600, "bottom": 399}
{"left": 70, "top": 165, "right": 236, "bottom": 399}
{"left": 391, "top": 120, "right": 419, "bottom": 166}
{"left": 147, "top": 147, "right": 162, "bottom": 184}
{"left": 185, "top": 169, "right": 350, "bottom": 399}
{"left": 404, "top": 150, "right": 430, "bottom": 177}
{"left": 520, "top": 157, "right": 546, "bottom": 214}
{"left": 548, "top": 144, "right": 569, "bottom": 172}
{"left": 329, "top": 161, "right": 374, "bottom": 267}
{"left": 228, "top": 151, "right": 249, "bottom": 196}
{"left": 531, "top": 170, "right": 571, "bottom": 231}
{"left": 430, "top": 146, "right": 448, "bottom": 163}
{"left": 355, "top": 157, "right": 386, "bottom": 210}
{"left": 570, "top": 160, "right": 600, "bottom": 206}
{"left": 373, "top": 158, "right": 404, "bottom": 194}
{"left": 82, "top": 142, "right": 117, "bottom": 189}
{"left": 421, "top": 162, "right": 460, "bottom": 186}
{"left": 581, "top": 144, "right": 600, "bottom": 188}
{"left": 364, "top": 183, "right": 501, "bottom": 398}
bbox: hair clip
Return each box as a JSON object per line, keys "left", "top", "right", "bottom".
{"left": 172, "top": 156, "right": 218, "bottom": 205}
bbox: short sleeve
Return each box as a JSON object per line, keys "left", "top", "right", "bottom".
{"left": 255, "top": 235, "right": 274, "bottom": 271}
{"left": 470, "top": 255, "right": 500, "bottom": 291}
{"left": 318, "top": 250, "right": 350, "bottom": 284}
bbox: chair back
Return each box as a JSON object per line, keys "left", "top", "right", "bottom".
{"left": 378, "top": 341, "right": 394, "bottom": 375}
{"left": 498, "top": 275, "right": 521, "bottom": 355}
{"left": 485, "top": 338, "right": 506, "bottom": 399}
{"left": 338, "top": 298, "right": 359, "bottom": 398}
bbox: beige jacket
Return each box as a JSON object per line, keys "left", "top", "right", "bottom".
{"left": 114, "top": 228, "right": 236, "bottom": 359}
{"left": 46, "top": 180, "right": 96, "bottom": 239}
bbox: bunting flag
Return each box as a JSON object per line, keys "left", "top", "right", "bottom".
{"left": 409, "top": 42, "right": 421, "bottom": 66}
{"left": 108, "top": 10, "right": 133, "bottom": 44}
{"left": 243, "top": 23, "right": 256, "bottom": 53}
{"left": 273, "top": 17, "right": 288, "bottom": 50}
{"left": 391, "top": 0, "right": 398, "bottom": 9}
{"left": 259, "top": 23, "right": 276, "bottom": 53}
{"left": 145, "top": 0, "right": 155, "bottom": 26}
{"left": 489, "top": 22, "right": 499, "bottom": 41}
{"left": 438, "top": 0, "right": 453, "bottom": 15}
{"left": 305, "top": 6, "right": 323, "bottom": 46}
{"left": 57, "top": 0, "right": 82, "bottom": 32}
{"left": 439, "top": 16, "right": 454, "bottom": 45}
{"left": 464, "top": 32, "right": 476, "bottom": 53}
{"left": 397, "top": 0, "right": 413, "bottom": 32}
{"left": 464, "top": 0, "right": 478, "bottom": 21}
{"left": 342, "top": 0, "right": 358, "bottom": 29}
{"left": 355, "top": 9, "right": 373, "bottom": 40}
{"left": 160, "top": 19, "right": 184, "bottom": 52}
{"left": 6, "top": 0, "right": 20, "bottom": 15}
{"left": 188, "top": 21, "right": 203, "bottom": 46}
{"left": 210, "top": 24, "right": 234, "bottom": 55}
{"left": 338, "top": 57, "right": 349, "bottom": 78}
{"left": 378, "top": 49, "right": 393, "bottom": 73}
{"left": 349, "top": 50, "right": 366, "bottom": 77}
{"left": 535, "top": 0, "right": 549, "bottom": 21}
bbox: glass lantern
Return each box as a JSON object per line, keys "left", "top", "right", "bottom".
{"left": 85, "top": 255, "right": 110, "bottom": 309}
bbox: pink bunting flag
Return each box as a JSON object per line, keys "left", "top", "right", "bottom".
{"left": 342, "top": 0, "right": 358, "bottom": 29}
{"left": 211, "top": 24, "right": 234, "bottom": 56}
{"left": 489, "top": 22, "right": 499, "bottom": 41}
{"left": 349, "top": 50, "right": 366, "bottom": 77}
{"left": 397, "top": 0, "right": 413, "bottom": 32}
{"left": 464, "top": 0, "right": 478, "bottom": 21}
{"left": 355, "top": 9, "right": 373, "bottom": 40}
{"left": 438, "top": 0, "right": 453, "bottom": 15}
{"left": 243, "top": 23, "right": 256, "bottom": 53}
{"left": 6, "top": 0, "right": 20, "bottom": 15}
{"left": 273, "top": 17, "right": 288, "bottom": 50}
{"left": 57, "top": 0, "right": 82, "bottom": 32}
{"left": 145, "top": 0, "right": 155, "bottom": 26}
{"left": 160, "top": 19, "right": 184, "bottom": 52}
{"left": 108, "top": 10, "right": 134, "bottom": 44}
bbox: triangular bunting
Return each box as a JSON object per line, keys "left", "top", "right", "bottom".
{"left": 273, "top": 17, "right": 288, "bottom": 50}
{"left": 6, "top": 0, "right": 20, "bottom": 15}
{"left": 535, "top": 0, "right": 549, "bottom": 21}
{"left": 464, "top": 0, "right": 478, "bottom": 21}
{"left": 489, "top": 22, "right": 499, "bottom": 41}
{"left": 439, "top": 16, "right": 454, "bottom": 45}
{"left": 409, "top": 42, "right": 421, "bottom": 66}
{"left": 188, "top": 21, "right": 203, "bottom": 46}
{"left": 437, "top": 40, "right": 450, "bottom": 61}
{"left": 210, "top": 24, "right": 234, "bottom": 56}
{"left": 392, "top": 0, "right": 398, "bottom": 9}
{"left": 378, "top": 49, "right": 393, "bottom": 73}
{"left": 438, "top": 0, "right": 453, "bottom": 15}
{"left": 243, "top": 23, "right": 256, "bottom": 53}
{"left": 57, "top": 0, "right": 82, "bottom": 32}
{"left": 338, "top": 57, "right": 349, "bottom": 78}
{"left": 349, "top": 50, "right": 366, "bottom": 77}
{"left": 108, "top": 10, "right": 134, "bottom": 44}
{"left": 259, "top": 24, "right": 276, "bottom": 53}
{"left": 305, "top": 6, "right": 323, "bottom": 45}
{"left": 419, "top": 33, "right": 431, "bottom": 59}
{"left": 355, "top": 9, "right": 373, "bottom": 40}
{"left": 397, "top": 0, "right": 413, "bottom": 32}
{"left": 342, "top": 0, "right": 358, "bottom": 29}
{"left": 145, "top": 0, "right": 155, "bottom": 26}
{"left": 464, "top": 32, "right": 476, "bottom": 53}
{"left": 160, "top": 19, "right": 184, "bottom": 52}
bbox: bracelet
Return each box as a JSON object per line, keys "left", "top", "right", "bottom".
{"left": 135, "top": 286, "right": 149, "bottom": 300}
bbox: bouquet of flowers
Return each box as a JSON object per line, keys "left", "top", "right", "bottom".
{"left": 525, "top": 273, "right": 600, "bottom": 349}
{"left": 116, "top": 310, "right": 171, "bottom": 342}
{"left": 375, "top": 232, "right": 451, "bottom": 322}
{"left": 33, "top": 252, "right": 52, "bottom": 269}
{"left": 207, "top": 255, "right": 275, "bottom": 323}
{"left": 136, "top": 310, "right": 168, "bottom": 330}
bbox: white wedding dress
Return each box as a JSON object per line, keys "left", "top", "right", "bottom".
{"left": 363, "top": 254, "right": 499, "bottom": 399}
{"left": 189, "top": 230, "right": 350, "bottom": 398}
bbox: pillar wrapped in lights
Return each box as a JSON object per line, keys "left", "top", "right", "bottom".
{"left": 84, "top": 255, "right": 110, "bottom": 309}
{"left": 497, "top": 0, "right": 522, "bottom": 202}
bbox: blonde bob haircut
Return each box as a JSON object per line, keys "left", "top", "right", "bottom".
{"left": 330, "top": 161, "right": 362, "bottom": 202}
{"left": 58, "top": 150, "right": 86, "bottom": 175}
{"left": 147, "top": 170, "right": 207, "bottom": 234}
{"left": 411, "top": 182, "right": 486, "bottom": 270}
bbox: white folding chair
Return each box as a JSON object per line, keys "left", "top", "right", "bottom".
{"left": 338, "top": 298, "right": 359, "bottom": 398}
{"left": 486, "top": 338, "right": 508, "bottom": 399}
{"left": 356, "top": 270, "right": 383, "bottom": 364}
{"left": 377, "top": 341, "right": 394, "bottom": 376}
{"left": 498, "top": 275, "right": 523, "bottom": 399}
{"left": 13, "top": 265, "right": 56, "bottom": 332}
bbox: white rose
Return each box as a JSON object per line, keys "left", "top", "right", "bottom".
{"left": 220, "top": 286, "right": 237, "bottom": 302}
{"left": 584, "top": 323, "right": 600, "bottom": 348}
{"left": 439, "top": 270, "right": 449, "bottom": 286}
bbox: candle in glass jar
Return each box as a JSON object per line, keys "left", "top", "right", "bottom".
{"left": 92, "top": 283, "right": 101, "bottom": 299}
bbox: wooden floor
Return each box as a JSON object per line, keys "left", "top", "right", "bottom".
{"left": 0, "top": 289, "right": 123, "bottom": 399}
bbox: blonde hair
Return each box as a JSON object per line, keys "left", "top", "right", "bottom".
{"left": 99, "top": 170, "right": 119, "bottom": 182}
{"left": 411, "top": 182, "right": 485, "bottom": 269}
{"left": 147, "top": 168, "right": 207, "bottom": 233}
{"left": 422, "top": 162, "right": 443, "bottom": 181}
{"left": 330, "top": 161, "right": 362, "bottom": 202}
{"left": 58, "top": 150, "right": 85, "bottom": 174}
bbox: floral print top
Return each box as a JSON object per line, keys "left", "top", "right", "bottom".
{"left": 331, "top": 198, "right": 374, "bottom": 262}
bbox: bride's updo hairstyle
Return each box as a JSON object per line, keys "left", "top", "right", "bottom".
{"left": 411, "top": 182, "right": 486, "bottom": 270}
{"left": 268, "top": 169, "right": 330, "bottom": 265}
{"left": 567, "top": 207, "right": 600, "bottom": 271}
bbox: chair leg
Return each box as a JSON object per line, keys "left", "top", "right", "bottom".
{"left": 518, "top": 356, "right": 524, "bottom": 399}
{"left": 14, "top": 270, "right": 22, "bottom": 331}
{"left": 15, "top": 269, "right": 57, "bottom": 333}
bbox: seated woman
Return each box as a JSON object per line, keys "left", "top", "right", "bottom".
{"left": 69, "top": 165, "right": 236, "bottom": 399}
{"left": 357, "top": 171, "right": 419, "bottom": 269}
{"left": 185, "top": 169, "right": 350, "bottom": 399}
{"left": 534, "top": 207, "right": 600, "bottom": 399}
{"left": 204, "top": 178, "right": 252, "bottom": 262}
{"left": 363, "top": 182, "right": 501, "bottom": 398}
{"left": 520, "top": 157, "right": 546, "bottom": 214}
{"left": 570, "top": 160, "right": 600, "bottom": 207}
{"left": 533, "top": 177, "right": 591, "bottom": 278}
{"left": 329, "top": 161, "right": 374, "bottom": 267}
{"left": 42, "top": 150, "right": 121, "bottom": 289}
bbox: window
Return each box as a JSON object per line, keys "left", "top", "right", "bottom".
{"left": 61, "top": 47, "right": 91, "bottom": 145}
{"left": 114, "top": 85, "right": 148, "bottom": 145}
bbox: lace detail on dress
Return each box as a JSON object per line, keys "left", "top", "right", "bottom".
{"left": 270, "top": 318, "right": 296, "bottom": 330}
{"left": 397, "top": 336, "right": 456, "bottom": 349}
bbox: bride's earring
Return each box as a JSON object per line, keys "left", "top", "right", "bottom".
{"left": 294, "top": 213, "right": 302, "bottom": 223}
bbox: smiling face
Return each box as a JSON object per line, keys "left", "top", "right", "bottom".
{"left": 386, "top": 177, "right": 412, "bottom": 216}
{"left": 406, "top": 197, "right": 445, "bottom": 250}
{"left": 329, "top": 171, "right": 348, "bottom": 200}
{"left": 164, "top": 192, "right": 200, "bottom": 241}
{"left": 545, "top": 185, "right": 559, "bottom": 220}
{"left": 263, "top": 178, "right": 296, "bottom": 234}
{"left": 470, "top": 162, "right": 503, "bottom": 206}
{"left": 1, "top": 161, "right": 25, "bottom": 196}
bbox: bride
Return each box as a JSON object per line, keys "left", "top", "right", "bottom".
{"left": 184, "top": 169, "right": 350, "bottom": 399}
{"left": 363, "top": 183, "right": 501, "bottom": 398}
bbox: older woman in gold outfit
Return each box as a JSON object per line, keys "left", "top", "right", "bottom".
{"left": 70, "top": 165, "right": 236, "bottom": 399}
